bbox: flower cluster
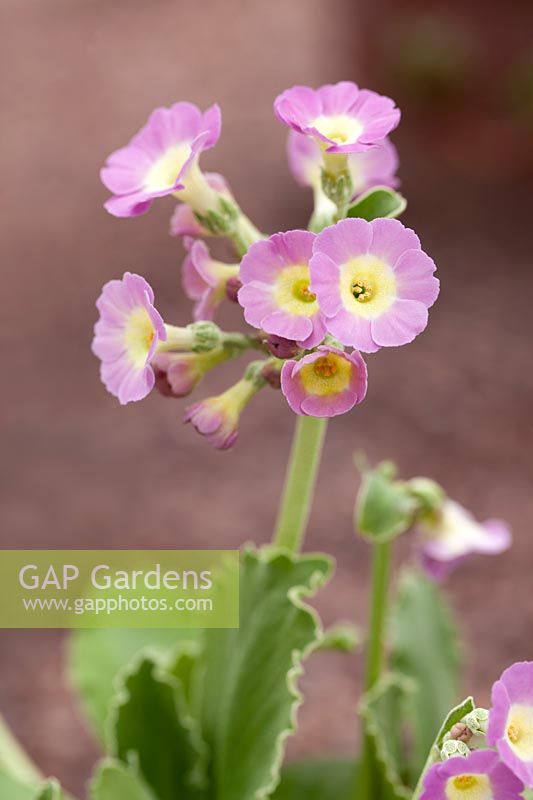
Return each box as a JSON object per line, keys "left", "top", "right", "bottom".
{"left": 421, "top": 661, "right": 533, "bottom": 800}
{"left": 94, "top": 81, "right": 439, "bottom": 448}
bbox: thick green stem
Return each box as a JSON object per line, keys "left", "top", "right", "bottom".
{"left": 273, "top": 416, "right": 328, "bottom": 553}
{"left": 0, "top": 714, "right": 42, "bottom": 787}
{"left": 357, "top": 539, "right": 393, "bottom": 800}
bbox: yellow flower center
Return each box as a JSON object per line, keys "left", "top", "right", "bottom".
{"left": 144, "top": 143, "right": 191, "bottom": 192}
{"left": 505, "top": 705, "right": 533, "bottom": 759}
{"left": 445, "top": 773, "right": 491, "bottom": 800}
{"left": 312, "top": 114, "right": 363, "bottom": 145}
{"left": 275, "top": 265, "right": 319, "bottom": 317}
{"left": 299, "top": 353, "right": 352, "bottom": 396}
{"left": 124, "top": 308, "right": 156, "bottom": 368}
{"left": 340, "top": 255, "right": 397, "bottom": 319}
{"left": 351, "top": 278, "right": 374, "bottom": 303}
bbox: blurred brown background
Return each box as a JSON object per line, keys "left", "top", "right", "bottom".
{"left": 1, "top": 0, "right": 533, "bottom": 795}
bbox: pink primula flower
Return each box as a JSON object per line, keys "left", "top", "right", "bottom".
{"left": 420, "top": 750, "right": 523, "bottom": 800}
{"left": 184, "top": 375, "right": 261, "bottom": 450}
{"left": 310, "top": 218, "right": 439, "bottom": 352}
{"left": 281, "top": 345, "right": 367, "bottom": 417}
{"left": 287, "top": 130, "right": 399, "bottom": 196}
{"left": 181, "top": 238, "right": 239, "bottom": 321}
{"left": 101, "top": 102, "right": 221, "bottom": 218}
{"left": 488, "top": 662, "right": 533, "bottom": 787}
{"left": 238, "top": 230, "right": 326, "bottom": 348}
{"left": 92, "top": 272, "right": 166, "bottom": 404}
{"left": 274, "top": 82, "right": 400, "bottom": 154}
{"left": 418, "top": 500, "right": 512, "bottom": 582}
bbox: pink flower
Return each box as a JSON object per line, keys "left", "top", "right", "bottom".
{"left": 101, "top": 102, "right": 221, "bottom": 218}
{"left": 310, "top": 218, "right": 439, "bottom": 352}
{"left": 418, "top": 500, "right": 512, "bottom": 582}
{"left": 184, "top": 372, "right": 262, "bottom": 450}
{"left": 169, "top": 173, "right": 232, "bottom": 238}
{"left": 287, "top": 130, "right": 399, "bottom": 195}
{"left": 238, "top": 230, "right": 326, "bottom": 348}
{"left": 420, "top": 750, "right": 523, "bottom": 800}
{"left": 182, "top": 238, "right": 239, "bottom": 321}
{"left": 274, "top": 82, "right": 400, "bottom": 154}
{"left": 92, "top": 272, "right": 166, "bottom": 404}
{"left": 153, "top": 349, "right": 229, "bottom": 398}
{"left": 280, "top": 345, "right": 367, "bottom": 417}
{"left": 488, "top": 662, "right": 533, "bottom": 787}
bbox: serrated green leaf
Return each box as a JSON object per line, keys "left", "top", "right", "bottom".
{"left": 347, "top": 187, "right": 407, "bottom": 221}
{"left": 199, "top": 546, "right": 332, "bottom": 800}
{"left": 355, "top": 464, "right": 417, "bottom": 542}
{"left": 110, "top": 654, "right": 207, "bottom": 800}
{"left": 68, "top": 628, "right": 199, "bottom": 741}
{"left": 90, "top": 759, "right": 157, "bottom": 800}
{"left": 358, "top": 674, "right": 412, "bottom": 800}
{"left": 412, "top": 697, "right": 475, "bottom": 799}
{"left": 271, "top": 760, "right": 357, "bottom": 799}
{"left": 390, "top": 569, "right": 460, "bottom": 780}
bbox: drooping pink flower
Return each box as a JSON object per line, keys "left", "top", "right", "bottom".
{"left": 418, "top": 500, "right": 512, "bottom": 582}
{"left": 169, "top": 173, "right": 232, "bottom": 238}
{"left": 488, "top": 662, "right": 533, "bottom": 787}
{"left": 280, "top": 345, "right": 367, "bottom": 417}
{"left": 101, "top": 102, "right": 221, "bottom": 218}
{"left": 420, "top": 750, "right": 523, "bottom": 800}
{"left": 184, "top": 373, "right": 262, "bottom": 450}
{"left": 309, "top": 218, "right": 439, "bottom": 352}
{"left": 287, "top": 130, "right": 399, "bottom": 195}
{"left": 152, "top": 349, "right": 230, "bottom": 398}
{"left": 238, "top": 230, "right": 326, "bottom": 348}
{"left": 181, "top": 238, "right": 239, "bottom": 321}
{"left": 274, "top": 82, "right": 400, "bottom": 154}
{"left": 92, "top": 272, "right": 166, "bottom": 404}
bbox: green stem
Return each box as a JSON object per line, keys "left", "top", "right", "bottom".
{"left": 357, "top": 539, "right": 393, "bottom": 800}
{"left": 273, "top": 416, "right": 328, "bottom": 553}
{"left": 0, "top": 714, "right": 42, "bottom": 787}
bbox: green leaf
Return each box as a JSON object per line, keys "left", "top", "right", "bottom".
{"left": 355, "top": 463, "right": 417, "bottom": 542}
{"left": 271, "top": 760, "right": 357, "bottom": 800}
{"left": 412, "top": 697, "right": 475, "bottom": 799}
{"left": 90, "top": 759, "right": 157, "bottom": 800}
{"left": 318, "top": 622, "right": 363, "bottom": 653}
{"left": 68, "top": 627, "right": 199, "bottom": 741}
{"left": 390, "top": 569, "right": 460, "bottom": 780}
{"left": 358, "top": 674, "right": 412, "bottom": 800}
{"left": 199, "top": 546, "right": 332, "bottom": 800}
{"left": 347, "top": 187, "right": 407, "bottom": 221}
{"left": 0, "top": 772, "right": 36, "bottom": 800}
{"left": 110, "top": 654, "right": 206, "bottom": 800}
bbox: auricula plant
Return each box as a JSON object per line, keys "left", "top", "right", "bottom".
{"left": 0, "top": 82, "right": 521, "bottom": 800}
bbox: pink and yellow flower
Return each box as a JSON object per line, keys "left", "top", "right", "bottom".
{"left": 310, "top": 218, "right": 439, "bottom": 352}
{"left": 153, "top": 348, "right": 230, "bottom": 398}
{"left": 238, "top": 230, "right": 326, "bottom": 348}
{"left": 274, "top": 82, "right": 400, "bottom": 154}
{"left": 280, "top": 345, "right": 367, "bottom": 417}
{"left": 182, "top": 238, "right": 240, "bottom": 321}
{"left": 101, "top": 102, "right": 221, "bottom": 218}
{"left": 287, "top": 130, "right": 399, "bottom": 196}
{"left": 488, "top": 662, "right": 533, "bottom": 787}
{"left": 92, "top": 272, "right": 166, "bottom": 404}
{"left": 420, "top": 750, "right": 523, "bottom": 800}
{"left": 418, "top": 500, "right": 512, "bottom": 582}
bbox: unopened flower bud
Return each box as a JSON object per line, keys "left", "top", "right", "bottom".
{"left": 448, "top": 723, "right": 473, "bottom": 744}
{"left": 265, "top": 334, "right": 301, "bottom": 360}
{"left": 440, "top": 740, "right": 470, "bottom": 760}
{"left": 462, "top": 709, "right": 489, "bottom": 737}
{"left": 261, "top": 361, "right": 282, "bottom": 390}
{"left": 225, "top": 276, "right": 242, "bottom": 303}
